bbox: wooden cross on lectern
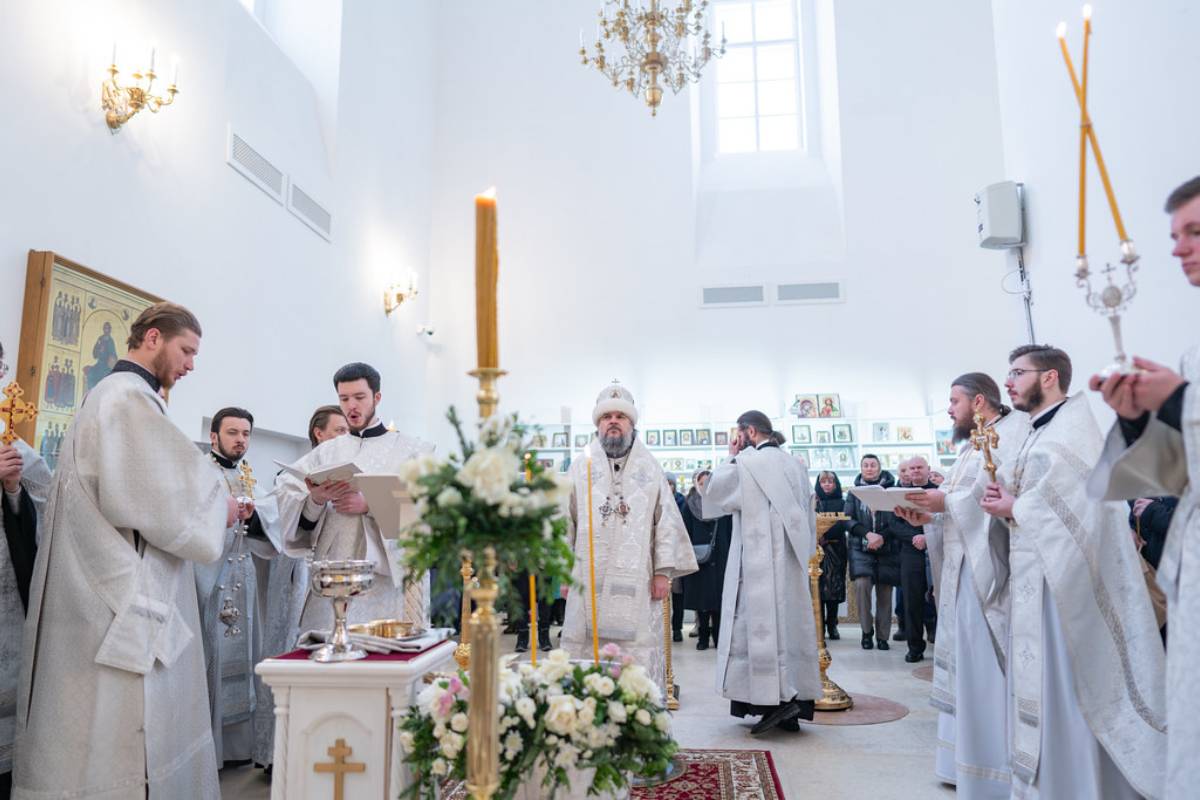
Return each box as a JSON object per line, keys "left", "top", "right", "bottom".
{"left": 312, "top": 738, "right": 365, "bottom": 800}
{"left": 0, "top": 382, "right": 38, "bottom": 446}
{"left": 970, "top": 412, "right": 999, "bottom": 483}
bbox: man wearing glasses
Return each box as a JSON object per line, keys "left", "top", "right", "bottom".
{"left": 979, "top": 345, "right": 1165, "bottom": 799}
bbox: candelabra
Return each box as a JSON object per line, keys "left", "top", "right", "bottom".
{"left": 580, "top": 0, "right": 725, "bottom": 116}
{"left": 1075, "top": 242, "right": 1139, "bottom": 377}
{"left": 101, "top": 48, "right": 179, "bottom": 132}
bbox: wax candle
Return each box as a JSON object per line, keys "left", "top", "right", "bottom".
{"left": 474, "top": 189, "right": 499, "bottom": 369}
{"left": 529, "top": 574, "right": 538, "bottom": 665}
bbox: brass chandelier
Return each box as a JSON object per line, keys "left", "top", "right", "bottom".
{"left": 580, "top": 0, "right": 725, "bottom": 116}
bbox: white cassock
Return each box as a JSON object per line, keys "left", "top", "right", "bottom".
{"left": 986, "top": 394, "right": 1166, "bottom": 800}
{"left": 563, "top": 439, "right": 697, "bottom": 692}
{"left": 13, "top": 370, "right": 228, "bottom": 800}
{"left": 702, "top": 443, "right": 822, "bottom": 709}
{"left": 274, "top": 423, "right": 434, "bottom": 631}
{"left": 194, "top": 454, "right": 281, "bottom": 765}
{"left": 1, "top": 440, "right": 51, "bottom": 779}
{"left": 1089, "top": 344, "right": 1199, "bottom": 799}
{"left": 924, "top": 410, "right": 1028, "bottom": 797}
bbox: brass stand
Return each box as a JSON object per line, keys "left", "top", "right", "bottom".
{"left": 811, "top": 514, "right": 853, "bottom": 712}
{"left": 466, "top": 546, "right": 500, "bottom": 799}
{"left": 454, "top": 556, "right": 476, "bottom": 669}
{"left": 466, "top": 368, "right": 507, "bottom": 420}
{"left": 662, "top": 594, "right": 678, "bottom": 711}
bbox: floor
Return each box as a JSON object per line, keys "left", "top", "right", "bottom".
{"left": 220, "top": 617, "right": 955, "bottom": 799}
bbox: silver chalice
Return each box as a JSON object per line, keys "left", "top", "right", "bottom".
{"left": 309, "top": 559, "right": 375, "bottom": 662}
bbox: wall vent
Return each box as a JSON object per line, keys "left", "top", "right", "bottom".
{"left": 700, "top": 284, "right": 767, "bottom": 307}
{"left": 288, "top": 183, "right": 333, "bottom": 241}
{"left": 775, "top": 281, "right": 844, "bottom": 304}
{"left": 226, "top": 130, "right": 285, "bottom": 204}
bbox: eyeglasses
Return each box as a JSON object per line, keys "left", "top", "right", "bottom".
{"left": 1006, "top": 368, "right": 1051, "bottom": 381}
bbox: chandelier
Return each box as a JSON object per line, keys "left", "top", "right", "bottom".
{"left": 580, "top": 0, "right": 726, "bottom": 116}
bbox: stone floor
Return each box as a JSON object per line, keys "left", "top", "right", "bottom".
{"left": 219, "top": 623, "right": 955, "bottom": 799}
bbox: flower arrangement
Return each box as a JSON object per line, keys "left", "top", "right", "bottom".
{"left": 398, "top": 644, "right": 678, "bottom": 799}
{"left": 396, "top": 407, "right": 575, "bottom": 596}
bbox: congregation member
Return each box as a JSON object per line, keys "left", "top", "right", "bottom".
{"left": 513, "top": 570, "right": 552, "bottom": 653}
{"left": 13, "top": 303, "right": 236, "bottom": 799}
{"left": 666, "top": 474, "right": 686, "bottom": 643}
{"left": 703, "top": 412, "right": 820, "bottom": 734}
{"left": 889, "top": 456, "right": 937, "bottom": 663}
{"left": 681, "top": 469, "right": 732, "bottom": 651}
{"left": 813, "top": 470, "right": 849, "bottom": 641}
{"left": 844, "top": 454, "right": 898, "bottom": 650}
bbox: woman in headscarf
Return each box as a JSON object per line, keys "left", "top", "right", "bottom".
{"left": 814, "top": 470, "right": 850, "bottom": 640}
{"left": 681, "top": 469, "right": 732, "bottom": 650}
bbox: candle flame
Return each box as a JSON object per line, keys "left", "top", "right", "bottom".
{"left": 1056, "top": 21, "right": 1067, "bottom": 38}
{"left": 477, "top": 187, "right": 497, "bottom": 201}
{"left": 1082, "top": 4, "right": 1093, "bottom": 21}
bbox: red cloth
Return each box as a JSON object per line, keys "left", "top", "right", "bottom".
{"left": 273, "top": 644, "right": 439, "bottom": 662}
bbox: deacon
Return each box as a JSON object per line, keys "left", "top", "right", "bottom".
{"left": 980, "top": 345, "right": 1166, "bottom": 799}
{"left": 1088, "top": 175, "right": 1200, "bottom": 798}
{"left": 898, "top": 372, "right": 1028, "bottom": 797}
{"left": 562, "top": 382, "right": 697, "bottom": 692}
{"left": 703, "top": 411, "right": 821, "bottom": 735}
{"left": 195, "top": 406, "right": 281, "bottom": 767}
{"left": 275, "top": 363, "right": 433, "bottom": 632}
{"left": 12, "top": 303, "right": 236, "bottom": 800}
{"left": 1, "top": 343, "right": 52, "bottom": 800}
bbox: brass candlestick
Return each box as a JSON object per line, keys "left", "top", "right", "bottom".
{"left": 662, "top": 594, "right": 678, "bottom": 711}
{"left": 970, "top": 412, "right": 999, "bottom": 483}
{"left": 811, "top": 514, "right": 853, "bottom": 711}
{"left": 466, "top": 368, "right": 507, "bottom": 421}
{"left": 465, "top": 546, "right": 500, "bottom": 800}
{"left": 454, "top": 556, "right": 476, "bottom": 669}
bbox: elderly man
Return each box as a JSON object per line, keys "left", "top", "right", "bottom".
{"left": 562, "top": 382, "right": 697, "bottom": 692}
{"left": 890, "top": 456, "right": 937, "bottom": 663}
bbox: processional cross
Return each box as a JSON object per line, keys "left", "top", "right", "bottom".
{"left": 0, "top": 382, "right": 38, "bottom": 446}
{"left": 970, "top": 412, "right": 999, "bottom": 483}
{"left": 312, "top": 738, "right": 366, "bottom": 800}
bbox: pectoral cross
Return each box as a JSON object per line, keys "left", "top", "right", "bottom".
{"left": 238, "top": 460, "right": 257, "bottom": 497}
{"left": 970, "top": 412, "right": 999, "bottom": 483}
{"left": 0, "top": 382, "right": 38, "bottom": 446}
{"left": 313, "top": 738, "right": 366, "bottom": 800}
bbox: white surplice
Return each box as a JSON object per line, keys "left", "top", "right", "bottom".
{"left": 562, "top": 438, "right": 697, "bottom": 692}
{"left": 925, "top": 410, "right": 1028, "bottom": 797}
{"left": 703, "top": 443, "right": 822, "bottom": 708}
{"left": 13, "top": 371, "right": 228, "bottom": 800}
{"left": 1089, "top": 344, "right": 1199, "bottom": 799}
{"left": 0, "top": 440, "right": 50, "bottom": 778}
{"left": 988, "top": 394, "right": 1166, "bottom": 800}
{"left": 194, "top": 455, "right": 281, "bottom": 765}
{"left": 273, "top": 425, "right": 433, "bottom": 632}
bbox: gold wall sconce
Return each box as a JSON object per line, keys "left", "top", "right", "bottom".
{"left": 384, "top": 275, "right": 419, "bottom": 315}
{"left": 101, "top": 44, "right": 179, "bottom": 131}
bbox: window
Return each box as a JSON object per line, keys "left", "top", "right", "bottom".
{"left": 712, "top": 0, "right": 804, "bottom": 154}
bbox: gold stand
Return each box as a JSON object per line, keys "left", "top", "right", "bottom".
{"left": 454, "top": 556, "right": 476, "bottom": 669}
{"left": 466, "top": 368, "right": 507, "bottom": 420}
{"left": 811, "top": 514, "right": 853, "bottom": 711}
{"left": 662, "top": 594, "right": 678, "bottom": 711}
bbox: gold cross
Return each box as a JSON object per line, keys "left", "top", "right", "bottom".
{"left": 970, "top": 412, "right": 1000, "bottom": 483}
{"left": 238, "top": 460, "right": 256, "bottom": 497}
{"left": 312, "top": 738, "right": 365, "bottom": 800}
{"left": 0, "top": 382, "right": 38, "bottom": 446}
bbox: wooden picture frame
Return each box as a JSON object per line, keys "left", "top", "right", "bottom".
{"left": 16, "top": 251, "right": 163, "bottom": 461}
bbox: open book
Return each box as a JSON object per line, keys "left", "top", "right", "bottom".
{"left": 846, "top": 485, "right": 924, "bottom": 513}
{"left": 273, "top": 459, "right": 362, "bottom": 485}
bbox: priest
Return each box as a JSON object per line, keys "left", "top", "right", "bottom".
{"left": 980, "top": 345, "right": 1166, "bottom": 799}
{"left": 274, "top": 363, "right": 433, "bottom": 632}
{"left": 562, "top": 382, "right": 696, "bottom": 692}
{"left": 898, "top": 372, "right": 1028, "bottom": 797}
{"left": 195, "top": 406, "right": 280, "bottom": 767}
{"left": 1088, "top": 175, "right": 1200, "bottom": 798}
{"left": 1, "top": 342, "right": 52, "bottom": 800}
{"left": 702, "top": 411, "right": 821, "bottom": 735}
{"left": 13, "top": 303, "right": 235, "bottom": 800}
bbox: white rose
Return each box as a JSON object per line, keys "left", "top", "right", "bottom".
{"left": 504, "top": 731, "right": 523, "bottom": 753}
{"left": 548, "top": 649, "right": 571, "bottom": 664}
{"left": 608, "top": 702, "right": 627, "bottom": 723}
{"left": 398, "top": 731, "right": 415, "bottom": 753}
{"left": 431, "top": 758, "right": 448, "bottom": 776}
{"left": 635, "top": 708, "right": 652, "bottom": 726}
{"left": 451, "top": 712, "right": 468, "bottom": 733}
{"left": 654, "top": 712, "right": 671, "bottom": 732}
{"left": 458, "top": 447, "right": 520, "bottom": 505}
{"left": 553, "top": 743, "right": 579, "bottom": 769}
{"left": 433, "top": 722, "right": 447, "bottom": 738}
{"left": 545, "top": 695, "right": 578, "bottom": 736}
{"left": 577, "top": 705, "right": 595, "bottom": 728}
{"left": 515, "top": 696, "right": 537, "bottom": 726}
{"left": 436, "top": 486, "right": 463, "bottom": 507}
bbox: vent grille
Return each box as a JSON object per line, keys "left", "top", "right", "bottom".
{"left": 288, "top": 183, "right": 333, "bottom": 241}
{"left": 226, "top": 131, "right": 285, "bottom": 204}
{"left": 701, "top": 285, "right": 766, "bottom": 306}
{"left": 776, "top": 281, "right": 844, "bottom": 304}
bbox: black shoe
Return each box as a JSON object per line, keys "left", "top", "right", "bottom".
{"left": 778, "top": 717, "right": 801, "bottom": 732}
{"left": 893, "top": 629, "right": 906, "bottom": 641}
{"left": 503, "top": 621, "right": 519, "bottom": 634}
{"left": 514, "top": 631, "right": 529, "bottom": 652}
{"left": 673, "top": 630, "right": 683, "bottom": 643}
{"left": 539, "top": 632, "right": 552, "bottom": 652}
{"left": 827, "top": 626, "right": 840, "bottom": 640}
{"left": 750, "top": 702, "right": 801, "bottom": 735}
{"left": 876, "top": 638, "right": 890, "bottom": 651}
{"left": 861, "top": 633, "right": 874, "bottom": 650}
{"left": 689, "top": 628, "right": 700, "bottom": 638}
{"left": 905, "top": 651, "right": 924, "bottom": 663}
{"left": 697, "top": 639, "right": 709, "bottom": 651}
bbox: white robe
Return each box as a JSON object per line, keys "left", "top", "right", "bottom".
{"left": 13, "top": 371, "right": 228, "bottom": 800}
{"left": 988, "top": 394, "right": 1166, "bottom": 799}
{"left": 926, "top": 410, "right": 1028, "bottom": 797}
{"left": 1, "top": 440, "right": 50, "bottom": 777}
{"left": 1089, "top": 344, "right": 1199, "bottom": 799}
{"left": 562, "top": 439, "right": 697, "bottom": 692}
{"left": 703, "top": 444, "right": 822, "bottom": 707}
{"left": 273, "top": 427, "right": 434, "bottom": 632}
{"left": 194, "top": 456, "right": 281, "bottom": 765}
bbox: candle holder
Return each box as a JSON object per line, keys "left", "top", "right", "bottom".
{"left": 455, "top": 556, "right": 476, "bottom": 669}
{"left": 101, "top": 62, "right": 179, "bottom": 132}
{"left": 467, "top": 368, "right": 508, "bottom": 420}
{"left": 465, "top": 546, "right": 500, "bottom": 800}
{"left": 811, "top": 515, "right": 853, "bottom": 711}
{"left": 1075, "top": 240, "right": 1139, "bottom": 378}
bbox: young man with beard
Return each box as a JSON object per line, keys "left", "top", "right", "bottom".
{"left": 703, "top": 411, "right": 821, "bottom": 735}
{"left": 1088, "top": 175, "right": 1200, "bottom": 797}
{"left": 195, "top": 407, "right": 281, "bottom": 767}
{"left": 562, "top": 382, "right": 696, "bottom": 693}
{"left": 13, "top": 303, "right": 237, "bottom": 800}
{"left": 275, "top": 363, "right": 433, "bottom": 633}
{"left": 978, "top": 345, "right": 1166, "bottom": 799}
{"left": 898, "top": 372, "right": 1028, "bottom": 797}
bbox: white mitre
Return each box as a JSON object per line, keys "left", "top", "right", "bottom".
{"left": 592, "top": 381, "right": 639, "bottom": 426}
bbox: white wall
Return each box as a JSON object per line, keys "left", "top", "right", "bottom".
{"left": 0, "top": 0, "right": 437, "bottom": 444}
{"left": 989, "top": 0, "right": 1199, "bottom": 410}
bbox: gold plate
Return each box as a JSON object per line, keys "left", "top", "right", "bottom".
{"left": 348, "top": 619, "right": 415, "bottom": 639}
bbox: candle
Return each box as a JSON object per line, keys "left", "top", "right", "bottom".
{"left": 111, "top": 41, "right": 117, "bottom": 67}
{"left": 1079, "top": 11, "right": 1089, "bottom": 259}
{"left": 524, "top": 452, "right": 532, "bottom": 483}
{"left": 172, "top": 55, "right": 180, "bottom": 86}
{"left": 474, "top": 189, "right": 499, "bottom": 369}
{"left": 529, "top": 574, "right": 539, "bottom": 665}
{"left": 149, "top": 45, "right": 156, "bottom": 73}
{"left": 586, "top": 456, "right": 600, "bottom": 663}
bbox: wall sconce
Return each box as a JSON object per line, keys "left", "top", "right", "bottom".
{"left": 101, "top": 44, "right": 179, "bottom": 132}
{"left": 383, "top": 274, "right": 419, "bottom": 315}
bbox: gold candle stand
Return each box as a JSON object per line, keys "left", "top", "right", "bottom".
{"left": 454, "top": 556, "right": 476, "bottom": 669}
{"left": 662, "top": 594, "right": 678, "bottom": 711}
{"left": 811, "top": 514, "right": 853, "bottom": 711}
